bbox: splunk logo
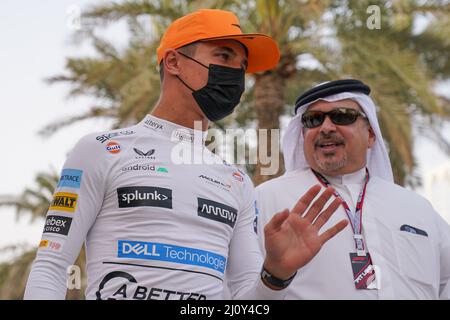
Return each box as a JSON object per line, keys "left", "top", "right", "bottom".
{"left": 117, "top": 241, "right": 227, "bottom": 273}
{"left": 117, "top": 186, "right": 172, "bottom": 209}
{"left": 197, "top": 198, "right": 237, "bottom": 228}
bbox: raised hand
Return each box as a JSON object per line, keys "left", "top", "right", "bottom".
{"left": 263, "top": 185, "right": 348, "bottom": 280}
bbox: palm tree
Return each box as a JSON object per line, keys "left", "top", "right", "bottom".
{"left": 41, "top": 0, "right": 450, "bottom": 185}
{"left": 0, "top": 247, "right": 37, "bottom": 299}
{"left": 229, "top": 0, "right": 450, "bottom": 185}
{"left": 0, "top": 170, "right": 59, "bottom": 222}
{"left": 39, "top": 0, "right": 335, "bottom": 185}
{"left": 328, "top": 0, "right": 450, "bottom": 185}
{"left": 220, "top": 0, "right": 334, "bottom": 185}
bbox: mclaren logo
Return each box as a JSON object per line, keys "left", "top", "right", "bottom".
{"left": 198, "top": 174, "right": 231, "bottom": 191}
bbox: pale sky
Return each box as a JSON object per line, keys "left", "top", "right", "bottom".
{"left": 0, "top": 1, "right": 449, "bottom": 262}
{"left": 0, "top": 0, "right": 117, "bottom": 259}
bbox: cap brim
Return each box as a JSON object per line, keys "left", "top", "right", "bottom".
{"left": 202, "top": 34, "right": 280, "bottom": 73}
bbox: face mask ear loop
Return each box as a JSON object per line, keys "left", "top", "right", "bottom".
{"left": 175, "top": 51, "right": 210, "bottom": 92}
{"left": 177, "top": 51, "right": 209, "bottom": 69}
{"left": 176, "top": 75, "right": 195, "bottom": 92}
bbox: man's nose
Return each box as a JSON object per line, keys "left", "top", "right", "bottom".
{"left": 319, "top": 116, "right": 337, "bottom": 134}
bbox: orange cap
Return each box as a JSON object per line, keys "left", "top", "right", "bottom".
{"left": 156, "top": 9, "right": 280, "bottom": 73}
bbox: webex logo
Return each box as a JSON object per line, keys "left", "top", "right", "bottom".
{"left": 197, "top": 198, "right": 237, "bottom": 228}
{"left": 117, "top": 186, "right": 172, "bottom": 209}
{"left": 43, "top": 215, "right": 72, "bottom": 236}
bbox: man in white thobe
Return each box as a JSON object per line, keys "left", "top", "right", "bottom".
{"left": 256, "top": 79, "right": 450, "bottom": 299}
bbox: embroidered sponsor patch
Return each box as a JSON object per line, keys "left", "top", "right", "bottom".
{"left": 49, "top": 192, "right": 78, "bottom": 213}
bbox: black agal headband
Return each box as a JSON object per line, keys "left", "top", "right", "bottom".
{"left": 294, "top": 79, "right": 371, "bottom": 114}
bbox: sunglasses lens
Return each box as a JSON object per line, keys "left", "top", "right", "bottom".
{"left": 302, "top": 111, "right": 325, "bottom": 128}
{"left": 302, "top": 108, "right": 362, "bottom": 128}
{"left": 330, "top": 109, "right": 358, "bottom": 125}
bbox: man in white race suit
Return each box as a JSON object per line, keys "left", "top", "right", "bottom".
{"left": 256, "top": 79, "right": 450, "bottom": 299}
{"left": 25, "top": 9, "right": 349, "bottom": 300}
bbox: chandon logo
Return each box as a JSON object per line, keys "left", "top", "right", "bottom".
{"left": 197, "top": 198, "right": 237, "bottom": 228}
{"left": 171, "top": 129, "right": 194, "bottom": 143}
{"left": 117, "top": 186, "right": 172, "bottom": 209}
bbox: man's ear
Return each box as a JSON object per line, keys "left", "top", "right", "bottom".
{"left": 163, "top": 49, "right": 181, "bottom": 76}
{"left": 368, "top": 125, "right": 376, "bottom": 149}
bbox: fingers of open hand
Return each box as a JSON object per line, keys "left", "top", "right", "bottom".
{"left": 312, "top": 197, "right": 342, "bottom": 229}
{"left": 303, "top": 187, "right": 335, "bottom": 223}
{"left": 291, "top": 185, "right": 322, "bottom": 216}
{"left": 319, "top": 219, "right": 349, "bottom": 244}
{"left": 264, "top": 209, "right": 289, "bottom": 236}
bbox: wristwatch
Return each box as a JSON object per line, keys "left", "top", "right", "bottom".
{"left": 260, "top": 266, "right": 297, "bottom": 290}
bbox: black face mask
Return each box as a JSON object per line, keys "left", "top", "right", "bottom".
{"left": 176, "top": 51, "right": 245, "bottom": 122}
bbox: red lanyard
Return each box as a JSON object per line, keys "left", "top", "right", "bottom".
{"left": 312, "top": 168, "right": 370, "bottom": 256}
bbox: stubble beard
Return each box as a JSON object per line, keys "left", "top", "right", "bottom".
{"left": 313, "top": 152, "right": 347, "bottom": 174}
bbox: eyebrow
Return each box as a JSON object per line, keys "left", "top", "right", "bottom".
{"left": 213, "top": 46, "right": 248, "bottom": 69}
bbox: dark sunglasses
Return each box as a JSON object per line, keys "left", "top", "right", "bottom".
{"left": 301, "top": 108, "right": 367, "bottom": 129}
